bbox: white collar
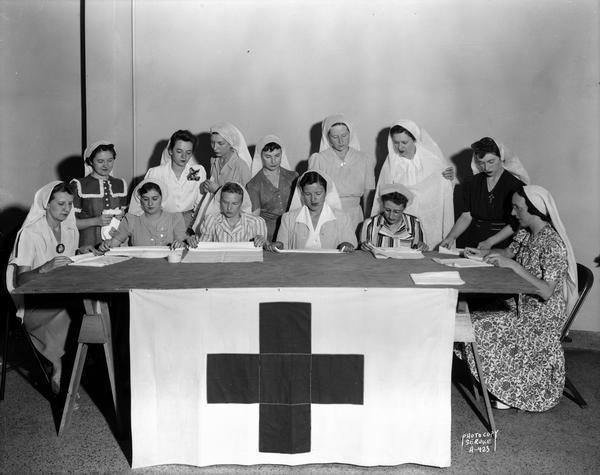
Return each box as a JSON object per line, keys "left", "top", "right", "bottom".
{"left": 295, "top": 203, "right": 336, "bottom": 228}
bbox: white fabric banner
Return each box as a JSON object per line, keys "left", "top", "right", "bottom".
{"left": 130, "top": 287, "right": 457, "bottom": 468}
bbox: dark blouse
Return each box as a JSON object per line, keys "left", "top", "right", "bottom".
{"left": 461, "top": 170, "right": 524, "bottom": 246}
{"left": 246, "top": 167, "right": 298, "bottom": 241}
{"left": 71, "top": 175, "right": 128, "bottom": 246}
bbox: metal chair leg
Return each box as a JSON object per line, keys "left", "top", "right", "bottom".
{"left": 565, "top": 376, "right": 587, "bottom": 408}
{"left": 470, "top": 342, "right": 497, "bottom": 436}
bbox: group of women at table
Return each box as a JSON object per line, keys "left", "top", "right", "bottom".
{"left": 8, "top": 115, "right": 578, "bottom": 415}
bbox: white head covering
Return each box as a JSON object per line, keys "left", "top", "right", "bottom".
{"left": 378, "top": 182, "right": 415, "bottom": 207}
{"left": 204, "top": 182, "right": 253, "bottom": 215}
{"left": 251, "top": 134, "right": 292, "bottom": 177}
{"left": 210, "top": 122, "right": 253, "bottom": 172}
{"left": 319, "top": 113, "right": 361, "bottom": 152}
{"left": 470, "top": 138, "right": 530, "bottom": 184}
{"left": 289, "top": 170, "right": 342, "bottom": 211}
{"left": 129, "top": 178, "right": 169, "bottom": 217}
{"left": 18, "top": 181, "right": 77, "bottom": 232}
{"left": 522, "top": 185, "right": 578, "bottom": 313}
{"left": 159, "top": 136, "right": 199, "bottom": 167}
{"left": 83, "top": 140, "right": 113, "bottom": 176}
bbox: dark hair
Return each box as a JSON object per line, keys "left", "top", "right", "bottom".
{"left": 389, "top": 125, "right": 416, "bottom": 142}
{"left": 328, "top": 122, "right": 349, "bottom": 134}
{"left": 515, "top": 187, "right": 551, "bottom": 222}
{"left": 380, "top": 192, "right": 408, "bottom": 208}
{"left": 471, "top": 137, "right": 500, "bottom": 159}
{"left": 262, "top": 142, "right": 282, "bottom": 153}
{"left": 137, "top": 181, "right": 162, "bottom": 197}
{"left": 221, "top": 182, "right": 244, "bottom": 199}
{"left": 86, "top": 143, "right": 116, "bottom": 165}
{"left": 49, "top": 182, "right": 75, "bottom": 202}
{"left": 168, "top": 130, "right": 196, "bottom": 151}
{"left": 299, "top": 171, "right": 327, "bottom": 191}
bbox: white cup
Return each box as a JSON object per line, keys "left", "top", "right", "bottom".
{"left": 167, "top": 248, "right": 183, "bottom": 263}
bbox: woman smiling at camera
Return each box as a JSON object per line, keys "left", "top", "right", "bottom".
{"left": 461, "top": 186, "right": 577, "bottom": 411}
{"left": 100, "top": 180, "right": 187, "bottom": 250}
{"left": 273, "top": 170, "right": 356, "bottom": 251}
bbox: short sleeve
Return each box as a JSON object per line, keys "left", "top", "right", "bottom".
{"left": 70, "top": 179, "right": 86, "bottom": 216}
{"left": 9, "top": 229, "right": 37, "bottom": 268}
{"left": 255, "top": 216, "right": 268, "bottom": 238}
{"left": 540, "top": 233, "right": 567, "bottom": 284}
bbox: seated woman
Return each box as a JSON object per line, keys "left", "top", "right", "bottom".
{"left": 460, "top": 185, "right": 577, "bottom": 411}
{"left": 360, "top": 184, "right": 427, "bottom": 251}
{"left": 8, "top": 181, "right": 92, "bottom": 393}
{"left": 128, "top": 130, "right": 207, "bottom": 231}
{"left": 200, "top": 122, "right": 252, "bottom": 195}
{"left": 71, "top": 140, "right": 128, "bottom": 247}
{"left": 440, "top": 137, "right": 529, "bottom": 249}
{"left": 308, "top": 114, "right": 375, "bottom": 233}
{"left": 190, "top": 182, "right": 267, "bottom": 246}
{"left": 100, "top": 180, "right": 187, "bottom": 250}
{"left": 246, "top": 135, "right": 298, "bottom": 241}
{"left": 373, "top": 120, "right": 454, "bottom": 248}
{"left": 274, "top": 170, "right": 357, "bottom": 251}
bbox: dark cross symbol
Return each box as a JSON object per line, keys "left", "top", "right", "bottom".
{"left": 207, "top": 302, "right": 364, "bottom": 454}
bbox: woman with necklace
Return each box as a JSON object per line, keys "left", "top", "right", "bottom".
{"left": 440, "top": 137, "right": 528, "bottom": 249}
{"left": 246, "top": 135, "right": 298, "bottom": 241}
{"left": 308, "top": 114, "right": 375, "bottom": 234}
{"left": 460, "top": 186, "right": 577, "bottom": 411}
{"left": 100, "top": 180, "right": 187, "bottom": 250}
{"left": 274, "top": 170, "right": 356, "bottom": 251}
{"left": 8, "top": 181, "right": 91, "bottom": 393}
{"left": 71, "top": 140, "right": 128, "bottom": 247}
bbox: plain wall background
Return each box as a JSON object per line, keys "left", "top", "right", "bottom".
{"left": 1, "top": 0, "right": 599, "bottom": 330}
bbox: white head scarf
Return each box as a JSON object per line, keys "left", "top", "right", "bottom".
{"left": 210, "top": 122, "right": 252, "bottom": 172}
{"left": 523, "top": 185, "right": 578, "bottom": 313}
{"left": 289, "top": 170, "right": 342, "bottom": 211}
{"left": 319, "top": 113, "right": 361, "bottom": 152}
{"left": 18, "top": 181, "right": 77, "bottom": 232}
{"left": 204, "top": 182, "right": 253, "bottom": 216}
{"left": 251, "top": 134, "right": 292, "bottom": 177}
{"left": 378, "top": 182, "right": 415, "bottom": 207}
{"left": 83, "top": 140, "right": 113, "bottom": 176}
{"left": 470, "top": 138, "right": 530, "bottom": 184}
{"left": 159, "top": 136, "right": 199, "bottom": 167}
{"left": 129, "top": 179, "right": 169, "bottom": 217}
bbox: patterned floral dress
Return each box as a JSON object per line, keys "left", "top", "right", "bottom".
{"left": 463, "top": 224, "right": 568, "bottom": 411}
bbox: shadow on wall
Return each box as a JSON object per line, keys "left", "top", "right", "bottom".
{"left": 295, "top": 121, "right": 322, "bottom": 175}
{"left": 449, "top": 148, "right": 476, "bottom": 248}
{"left": 374, "top": 127, "right": 390, "bottom": 183}
{"left": 56, "top": 155, "right": 84, "bottom": 182}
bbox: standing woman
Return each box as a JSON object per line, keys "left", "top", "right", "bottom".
{"left": 439, "top": 137, "right": 529, "bottom": 249}
{"left": 8, "top": 182, "right": 83, "bottom": 393}
{"left": 373, "top": 120, "right": 454, "bottom": 248}
{"left": 308, "top": 114, "right": 375, "bottom": 233}
{"left": 461, "top": 186, "right": 577, "bottom": 411}
{"left": 128, "top": 130, "right": 206, "bottom": 231}
{"left": 71, "top": 140, "right": 128, "bottom": 247}
{"left": 247, "top": 135, "right": 298, "bottom": 241}
{"left": 274, "top": 170, "right": 356, "bottom": 251}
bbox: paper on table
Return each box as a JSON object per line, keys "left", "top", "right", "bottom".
{"left": 410, "top": 271, "right": 465, "bottom": 285}
{"left": 438, "top": 246, "right": 463, "bottom": 256}
{"left": 107, "top": 246, "right": 171, "bottom": 258}
{"left": 369, "top": 247, "right": 424, "bottom": 259}
{"left": 274, "top": 248, "right": 341, "bottom": 254}
{"left": 69, "top": 254, "right": 132, "bottom": 267}
{"left": 432, "top": 257, "right": 493, "bottom": 268}
{"left": 184, "top": 242, "right": 263, "bottom": 263}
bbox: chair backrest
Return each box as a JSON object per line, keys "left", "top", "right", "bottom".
{"left": 561, "top": 263, "right": 594, "bottom": 341}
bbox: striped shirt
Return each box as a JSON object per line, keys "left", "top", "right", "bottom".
{"left": 199, "top": 212, "right": 267, "bottom": 243}
{"left": 360, "top": 213, "right": 423, "bottom": 248}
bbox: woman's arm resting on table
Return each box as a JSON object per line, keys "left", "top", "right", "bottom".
{"left": 439, "top": 211, "right": 472, "bottom": 249}
{"left": 16, "top": 258, "right": 72, "bottom": 286}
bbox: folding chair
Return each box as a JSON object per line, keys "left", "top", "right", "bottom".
{"left": 561, "top": 263, "right": 594, "bottom": 408}
{"left": 455, "top": 300, "right": 496, "bottom": 436}
{"left": 1, "top": 264, "right": 51, "bottom": 401}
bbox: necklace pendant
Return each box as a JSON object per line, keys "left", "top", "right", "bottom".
{"left": 56, "top": 243, "right": 65, "bottom": 254}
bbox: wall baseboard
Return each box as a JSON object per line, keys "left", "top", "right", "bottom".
{"left": 564, "top": 330, "right": 600, "bottom": 352}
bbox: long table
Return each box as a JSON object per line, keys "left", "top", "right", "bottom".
{"left": 13, "top": 251, "right": 536, "bottom": 467}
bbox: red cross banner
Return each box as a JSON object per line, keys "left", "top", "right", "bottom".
{"left": 129, "top": 287, "right": 458, "bottom": 468}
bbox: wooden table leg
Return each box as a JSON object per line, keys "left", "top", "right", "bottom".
{"left": 58, "top": 298, "right": 120, "bottom": 436}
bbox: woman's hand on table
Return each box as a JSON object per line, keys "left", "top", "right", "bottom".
{"left": 338, "top": 242, "right": 355, "bottom": 253}
{"left": 360, "top": 241, "right": 374, "bottom": 252}
{"left": 413, "top": 241, "right": 428, "bottom": 251}
{"left": 98, "top": 240, "right": 112, "bottom": 253}
{"left": 484, "top": 252, "right": 515, "bottom": 269}
{"left": 264, "top": 241, "right": 283, "bottom": 252}
{"left": 171, "top": 240, "right": 185, "bottom": 250}
{"left": 442, "top": 166, "right": 455, "bottom": 181}
{"left": 253, "top": 235, "right": 267, "bottom": 248}
{"left": 464, "top": 247, "right": 489, "bottom": 258}
{"left": 477, "top": 238, "right": 493, "bottom": 250}
{"left": 438, "top": 237, "right": 454, "bottom": 250}
{"left": 77, "top": 245, "right": 103, "bottom": 256}
{"left": 186, "top": 234, "right": 200, "bottom": 248}
{"left": 39, "top": 256, "right": 72, "bottom": 273}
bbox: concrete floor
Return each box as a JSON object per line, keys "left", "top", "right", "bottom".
{"left": 1, "top": 339, "right": 599, "bottom": 474}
